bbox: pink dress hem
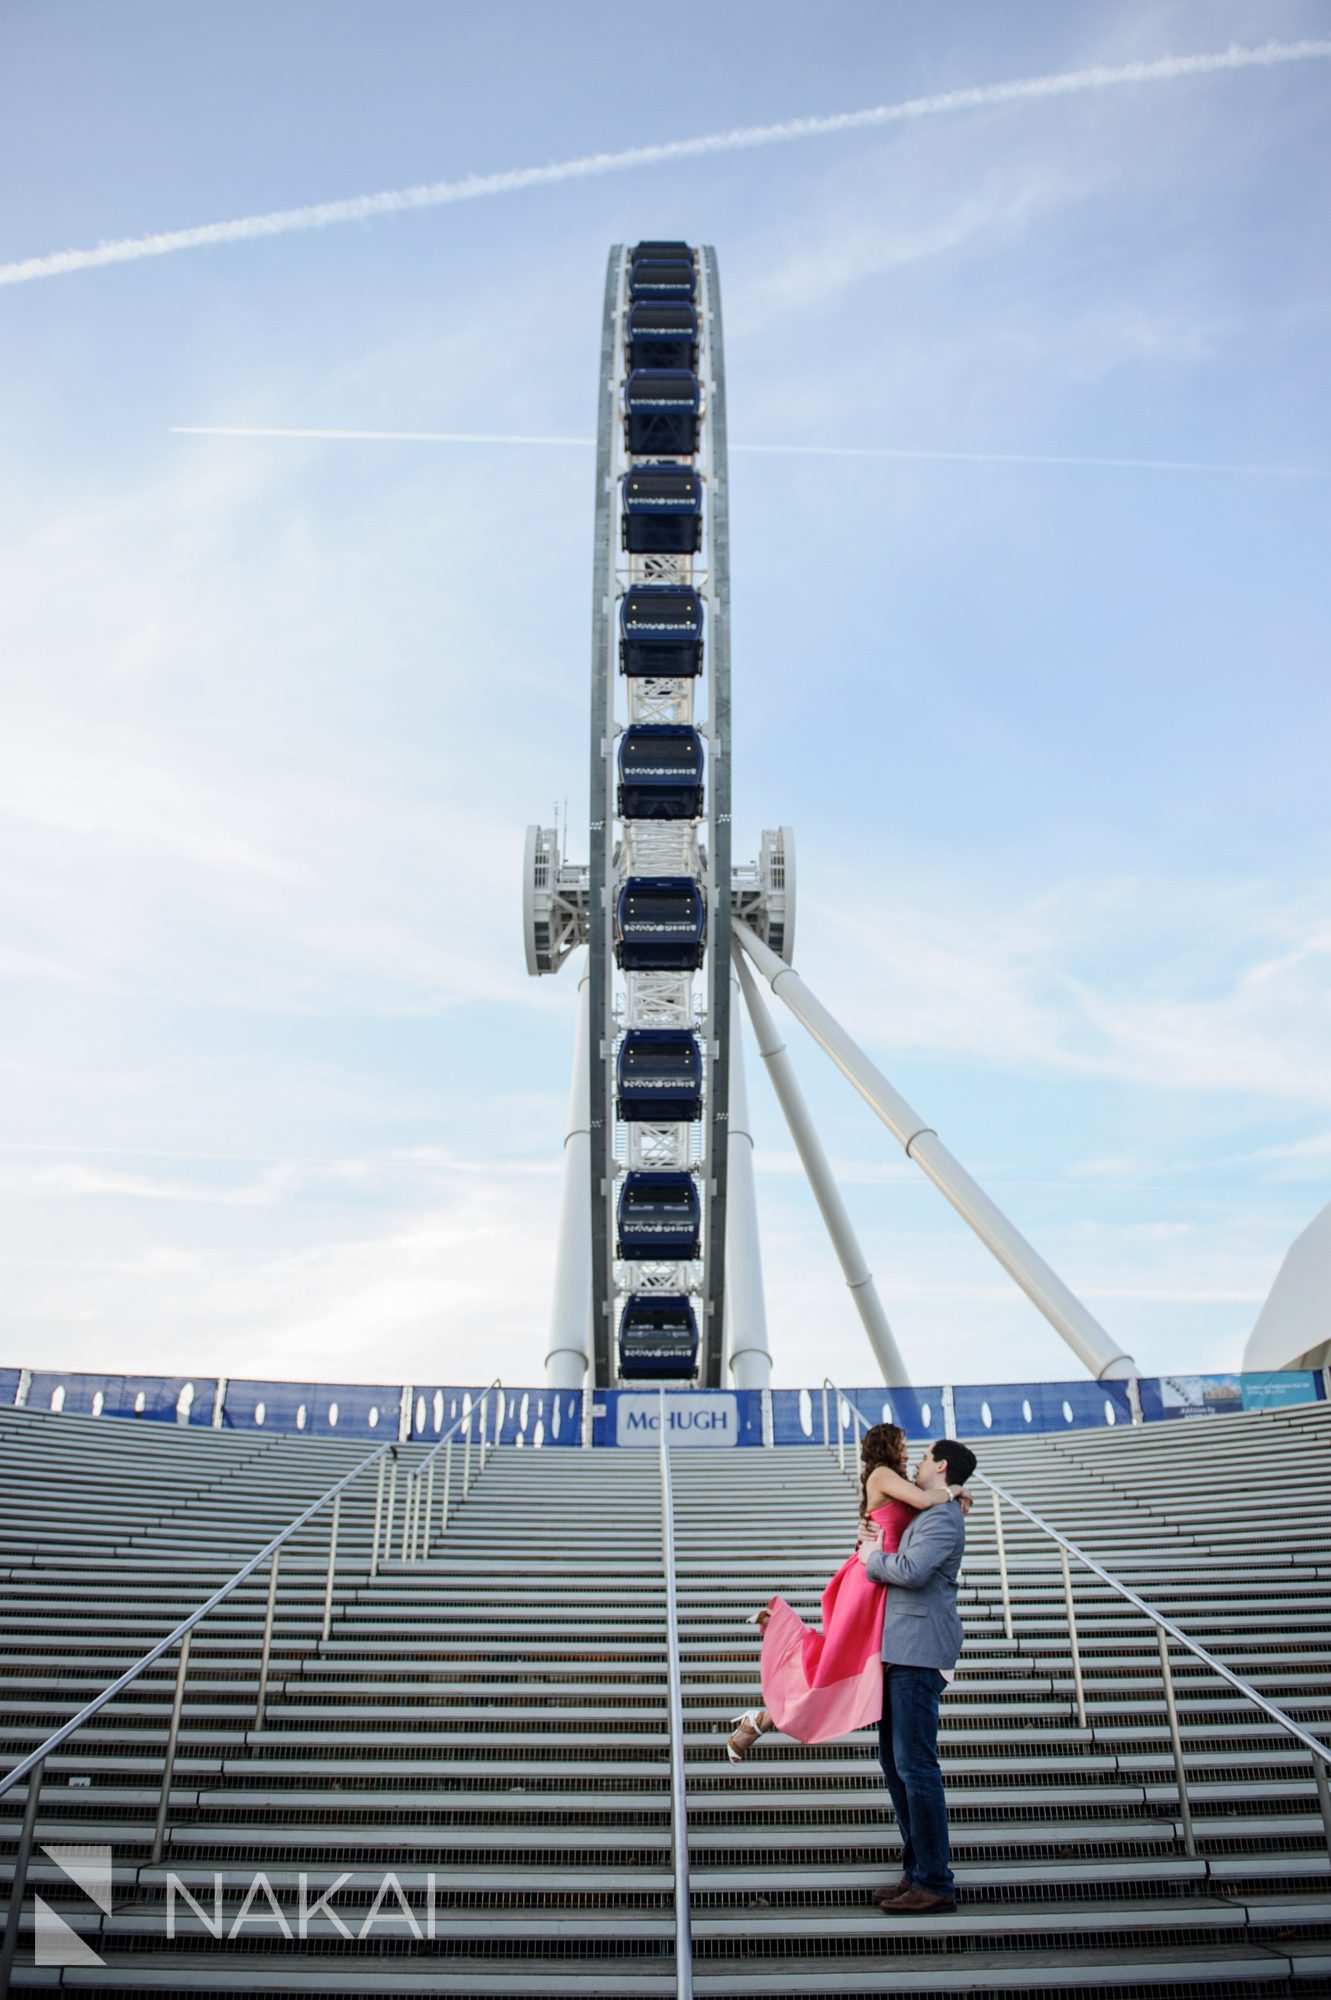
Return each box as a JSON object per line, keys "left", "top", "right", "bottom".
{"left": 758, "top": 1499, "right": 912, "bottom": 1743}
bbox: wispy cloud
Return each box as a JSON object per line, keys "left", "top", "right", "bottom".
{"left": 0, "top": 1174, "right": 568, "bottom": 1382}
{"left": 0, "top": 1146, "right": 562, "bottom": 1207}
{"left": 805, "top": 876, "right": 1331, "bottom": 1108}
{"left": 1255, "top": 1130, "right": 1331, "bottom": 1166}
{"left": 171, "top": 426, "right": 1326, "bottom": 479}
{"left": 1, "top": 1161, "right": 301, "bottom": 1206}
{"left": 4, "top": 41, "right": 1328, "bottom": 286}
{"left": 0, "top": 446, "right": 555, "bottom": 1015}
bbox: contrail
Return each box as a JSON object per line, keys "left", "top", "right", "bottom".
{"left": 5, "top": 39, "right": 1329, "bottom": 287}
{"left": 174, "top": 426, "right": 595, "bottom": 448}
{"left": 171, "top": 426, "right": 1326, "bottom": 478}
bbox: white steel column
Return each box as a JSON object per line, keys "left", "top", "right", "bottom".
{"left": 545, "top": 960, "right": 593, "bottom": 1388}
{"left": 723, "top": 981, "right": 771, "bottom": 1389}
{"left": 734, "top": 949, "right": 910, "bottom": 1386}
{"left": 733, "top": 921, "right": 1137, "bottom": 1382}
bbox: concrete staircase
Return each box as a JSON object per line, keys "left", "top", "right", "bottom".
{"left": 1, "top": 1397, "right": 1329, "bottom": 1993}
{"left": 672, "top": 1400, "right": 1331, "bottom": 1993}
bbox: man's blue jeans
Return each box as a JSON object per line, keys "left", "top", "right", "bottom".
{"left": 877, "top": 1663, "right": 953, "bottom": 1897}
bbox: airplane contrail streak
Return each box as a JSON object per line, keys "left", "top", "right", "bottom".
{"left": 170, "top": 426, "right": 1326, "bottom": 478}
{"left": 4, "top": 39, "right": 1329, "bottom": 286}
{"left": 174, "top": 426, "right": 595, "bottom": 448}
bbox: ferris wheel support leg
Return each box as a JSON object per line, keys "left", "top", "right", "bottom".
{"left": 545, "top": 958, "right": 593, "bottom": 1390}
{"left": 732, "top": 921, "right": 1137, "bottom": 1383}
{"left": 734, "top": 949, "right": 910, "bottom": 1387}
{"left": 723, "top": 983, "right": 771, "bottom": 1391}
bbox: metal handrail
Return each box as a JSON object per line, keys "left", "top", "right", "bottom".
{"left": 0, "top": 1379, "right": 503, "bottom": 1984}
{"left": 821, "top": 1376, "right": 1331, "bottom": 1862}
{"left": 657, "top": 1388, "right": 694, "bottom": 1998}
{"left": 385, "top": 1380, "right": 504, "bottom": 1563}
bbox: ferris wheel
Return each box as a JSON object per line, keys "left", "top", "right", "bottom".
{"left": 524, "top": 242, "right": 792, "bottom": 1393}
{"left": 525, "top": 243, "right": 1137, "bottom": 1396}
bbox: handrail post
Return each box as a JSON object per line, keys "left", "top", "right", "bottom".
{"left": 991, "top": 1489, "right": 1014, "bottom": 1642}
{"left": 464, "top": 1406, "right": 474, "bottom": 1495}
{"left": 1060, "top": 1545, "right": 1087, "bottom": 1729}
{"left": 400, "top": 1471, "right": 413, "bottom": 1560}
{"left": 821, "top": 1382, "right": 829, "bottom": 1451}
{"left": 657, "top": 1387, "right": 694, "bottom": 1997}
{"left": 423, "top": 1459, "right": 436, "bottom": 1560}
{"left": 442, "top": 1437, "right": 453, "bottom": 1533}
{"left": 1156, "top": 1628, "right": 1197, "bottom": 1858}
{"left": 382, "top": 1457, "right": 398, "bottom": 1567}
{"left": 321, "top": 1494, "right": 340, "bottom": 1643}
{"left": 1314, "top": 1754, "right": 1331, "bottom": 1863}
{"left": 151, "top": 1630, "right": 192, "bottom": 1865}
{"left": 0, "top": 1755, "right": 44, "bottom": 1989}
{"left": 254, "top": 1551, "right": 280, "bottom": 1727}
{"left": 837, "top": 1396, "right": 846, "bottom": 1475}
{"left": 370, "top": 1456, "right": 385, "bottom": 1579}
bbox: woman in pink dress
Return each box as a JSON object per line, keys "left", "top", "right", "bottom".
{"left": 725, "top": 1423, "right": 967, "bottom": 1762}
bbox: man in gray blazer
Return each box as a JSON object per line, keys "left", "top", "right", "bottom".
{"left": 857, "top": 1437, "right": 977, "bottom": 1914}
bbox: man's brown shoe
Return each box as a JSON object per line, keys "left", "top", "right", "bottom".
{"left": 873, "top": 1875, "right": 912, "bottom": 1905}
{"left": 879, "top": 1886, "right": 956, "bottom": 1916}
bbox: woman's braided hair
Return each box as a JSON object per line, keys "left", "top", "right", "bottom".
{"left": 858, "top": 1422, "right": 908, "bottom": 1520}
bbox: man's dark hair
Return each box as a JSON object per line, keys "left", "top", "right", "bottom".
{"left": 930, "top": 1438, "right": 977, "bottom": 1486}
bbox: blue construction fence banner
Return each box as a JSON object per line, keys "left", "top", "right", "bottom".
{"left": 21, "top": 1372, "right": 218, "bottom": 1425}
{"left": 1138, "top": 1370, "right": 1324, "bottom": 1421}
{"left": 954, "top": 1379, "right": 1134, "bottom": 1436}
{"left": 409, "top": 1384, "right": 583, "bottom": 1449}
{"left": 221, "top": 1377, "right": 405, "bottom": 1437}
{"left": 2, "top": 1366, "right": 1325, "bottom": 1440}
{"left": 773, "top": 1386, "right": 946, "bottom": 1445}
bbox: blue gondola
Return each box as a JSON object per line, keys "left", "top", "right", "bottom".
{"left": 621, "top": 463, "right": 702, "bottom": 553}
{"left": 629, "top": 259, "right": 696, "bottom": 303}
{"left": 631, "top": 239, "right": 693, "bottom": 265}
{"left": 627, "top": 302, "right": 699, "bottom": 372}
{"left": 624, "top": 370, "right": 701, "bottom": 456}
{"left": 617, "top": 1294, "right": 699, "bottom": 1380}
{"left": 618, "top": 725, "right": 704, "bottom": 821}
{"left": 615, "top": 877, "right": 705, "bottom": 971}
{"left": 619, "top": 585, "right": 704, "bottom": 678}
{"left": 616, "top": 1029, "right": 703, "bottom": 1123}
{"left": 617, "top": 1172, "right": 701, "bottom": 1260}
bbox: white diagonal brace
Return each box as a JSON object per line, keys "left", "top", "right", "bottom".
{"left": 734, "top": 948, "right": 910, "bottom": 1386}
{"left": 732, "top": 920, "right": 1136, "bottom": 1383}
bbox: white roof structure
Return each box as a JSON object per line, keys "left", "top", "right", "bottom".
{"left": 1244, "top": 1198, "right": 1331, "bottom": 1371}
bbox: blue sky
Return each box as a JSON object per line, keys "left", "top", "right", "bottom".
{"left": 1, "top": 0, "right": 1328, "bottom": 1392}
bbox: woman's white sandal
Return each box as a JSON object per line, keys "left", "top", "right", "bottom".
{"left": 725, "top": 1709, "right": 771, "bottom": 1764}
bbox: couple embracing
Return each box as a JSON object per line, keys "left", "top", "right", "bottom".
{"left": 725, "top": 1423, "right": 978, "bottom": 1916}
